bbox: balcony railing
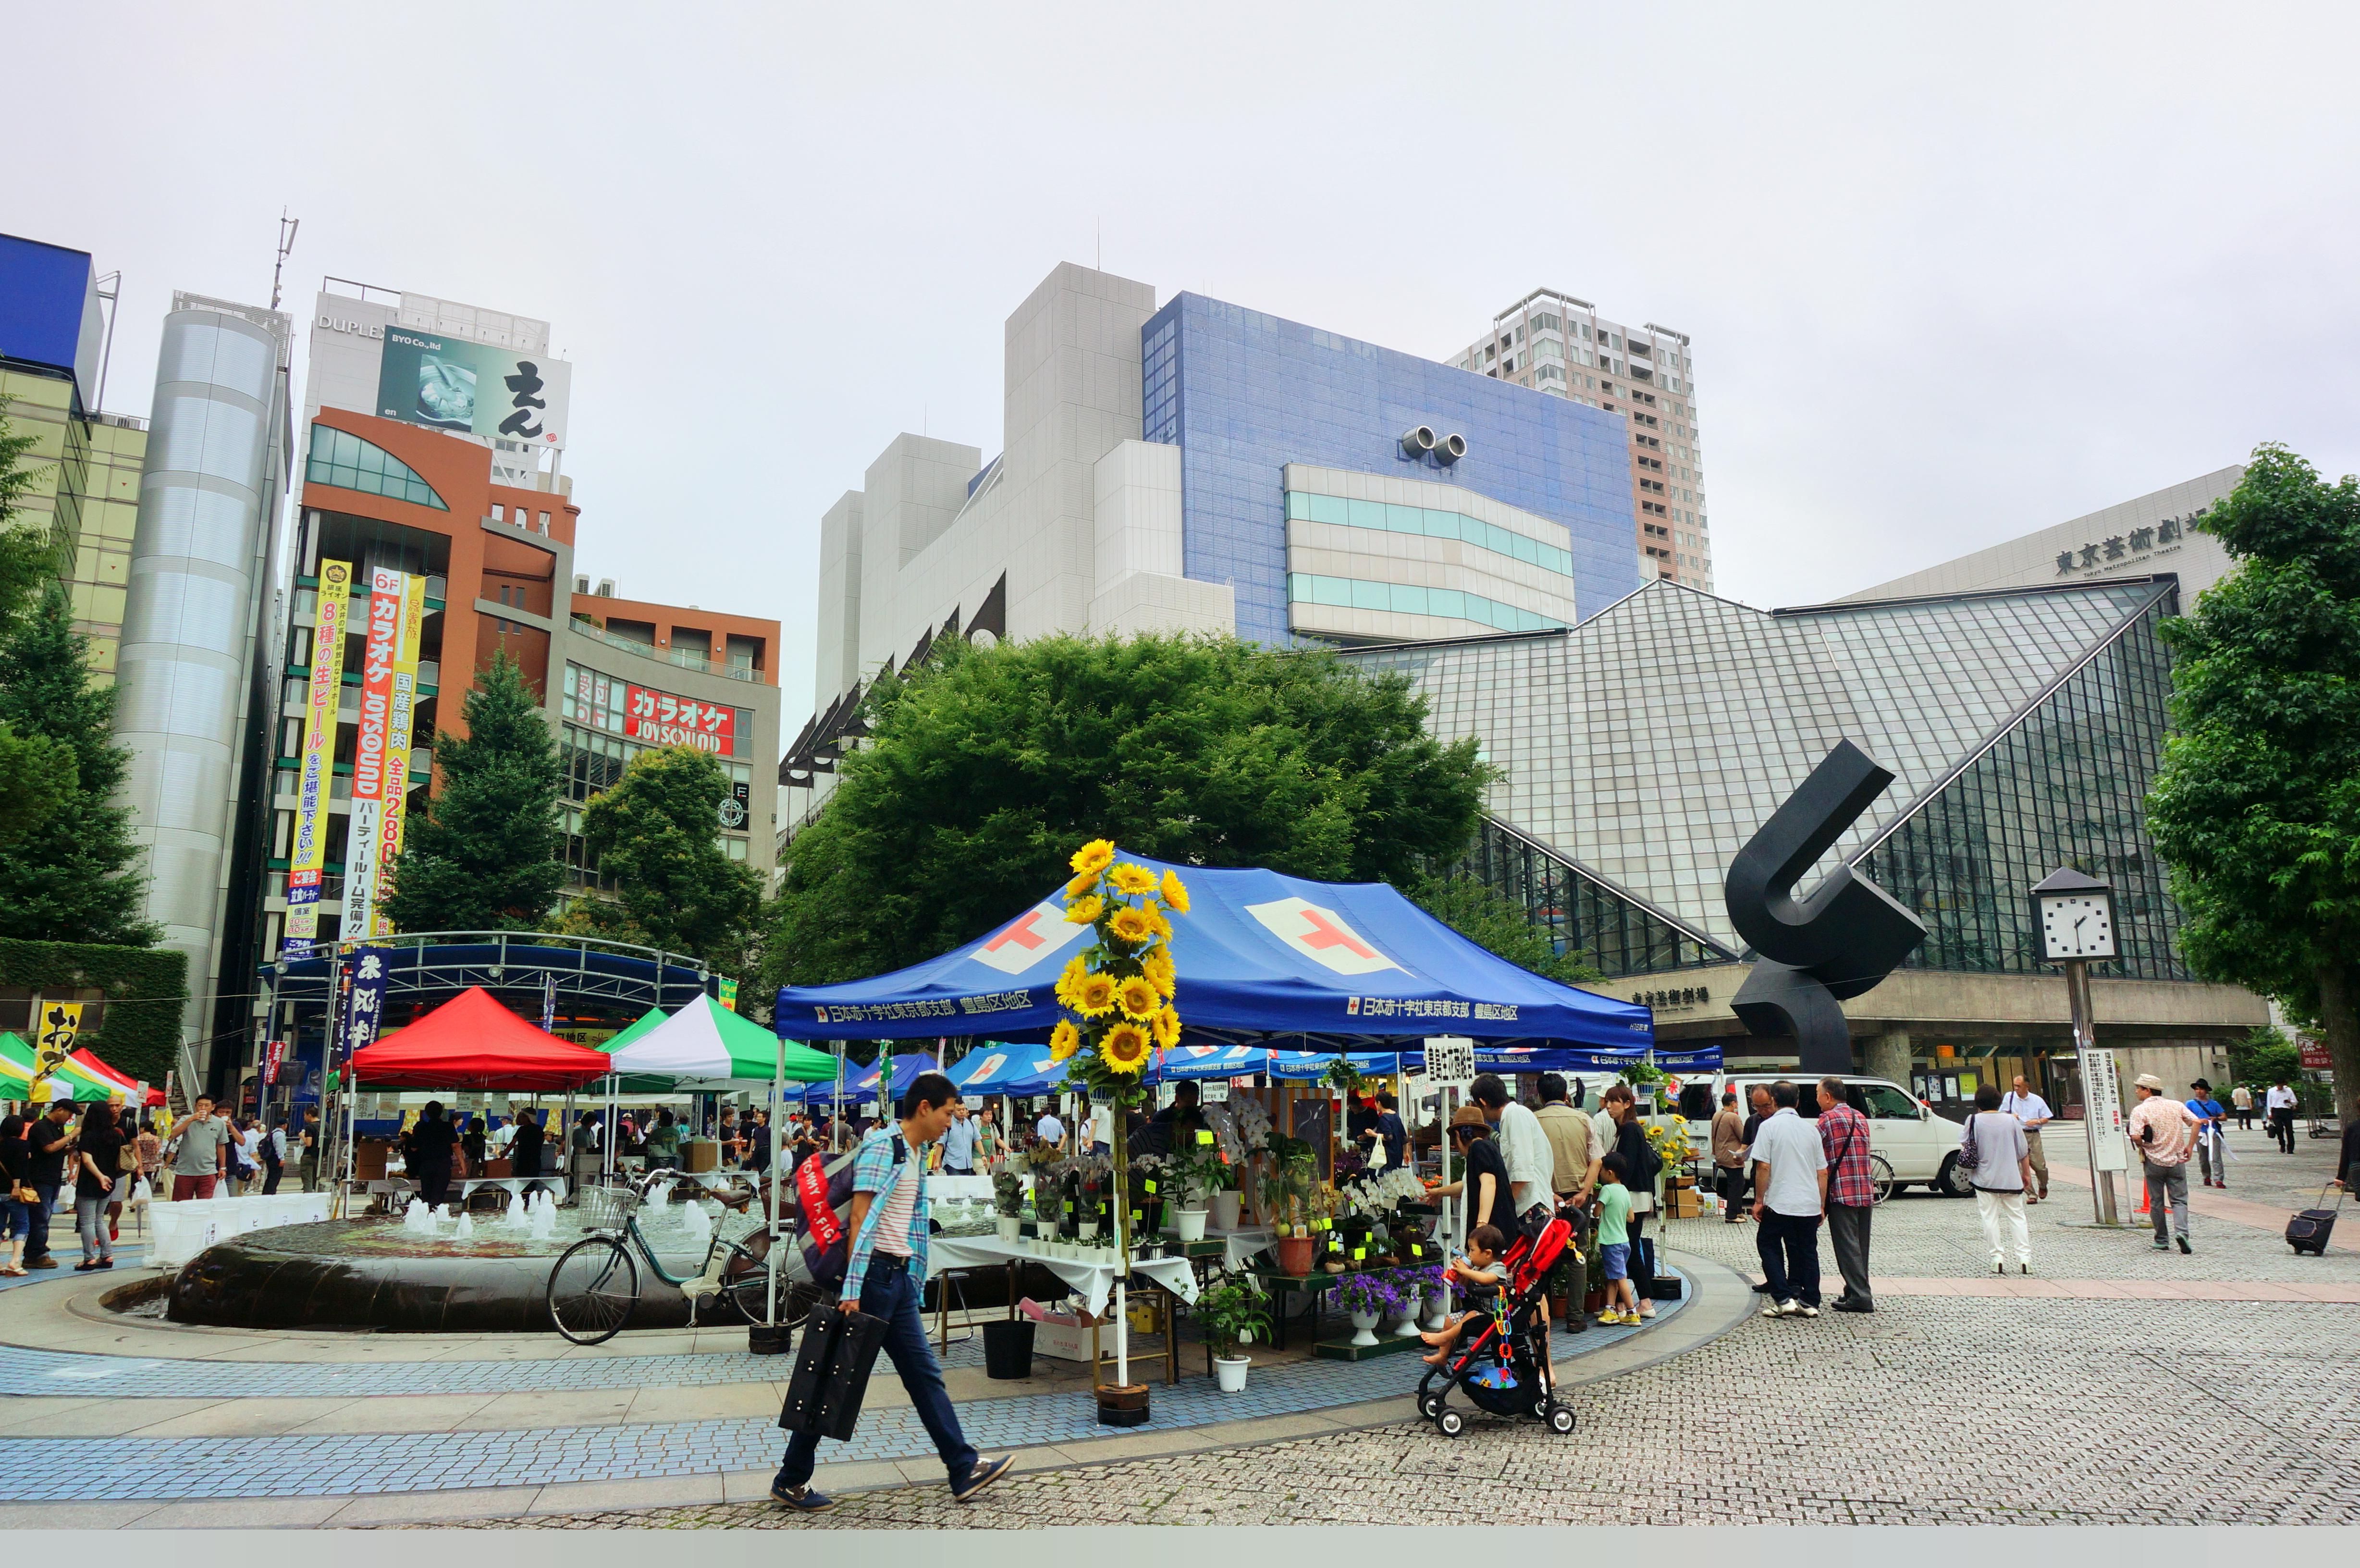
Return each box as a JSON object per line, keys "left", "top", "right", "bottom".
{"left": 568, "top": 619, "right": 762, "bottom": 682}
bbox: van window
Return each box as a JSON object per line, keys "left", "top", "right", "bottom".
{"left": 1864, "top": 1085, "right": 1920, "bottom": 1120}
{"left": 1677, "top": 1084, "right": 1714, "bottom": 1121}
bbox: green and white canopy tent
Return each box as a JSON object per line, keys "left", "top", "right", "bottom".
{"left": 604, "top": 995, "right": 837, "bottom": 1087}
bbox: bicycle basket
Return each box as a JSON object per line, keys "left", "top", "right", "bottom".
{"left": 577, "top": 1185, "right": 642, "bottom": 1232}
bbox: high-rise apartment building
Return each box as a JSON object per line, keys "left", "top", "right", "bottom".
{"left": 1451, "top": 289, "right": 1712, "bottom": 592}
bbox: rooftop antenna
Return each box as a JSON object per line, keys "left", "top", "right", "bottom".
{"left": 270, "top": 209, "right": 300, "bottom": 312}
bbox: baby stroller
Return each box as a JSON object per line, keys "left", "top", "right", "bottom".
{"left": 1414, "top": 1215, "right": 1577, "bottom": 1437}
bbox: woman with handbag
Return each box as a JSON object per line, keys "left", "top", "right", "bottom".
{"left": 74, "top": 1102, "right": 127, "bottom": 1271}
{"left": 0, "top": 1115, "right": 35, "bottom": 1276}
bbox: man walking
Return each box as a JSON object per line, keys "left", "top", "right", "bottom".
{"left": 772, "top": 1071, "right": 1013, "bottom": 1512}
{"left": 1817, "top": 1078, "right": 1876, "bottom": 1313}
{"left": 296, "top": 1107, "right": 321, "bottom": 1192}
{"left": 1749, "top": 1081, "right": 1826, "bottom": 1317}
{"left": 1710, "top": 1090, "right": 1749, "bottom": 1223}
{"left": 2185, "top": 1079, "right": 2229, "bottom": 1189}
{"left": 1471, "top": 1073, "right": 1553, "bottom": 1237}
{"left": 22, "top": 1102, "right": 76, "bottom": 1270}
{"left": 162, "top": 1095, "right": 227, "bottom": 1202}
{"left": 2000, "top": 1075, "right": 2053, "bottom": 1200}
{"left": 936, "top": 1100, "right": 979, "bottom": 1176}
{"left": 2264, "top": 1080, "right": 2297, "bottom": 1153}
{"left": 2230, "top": 1082, "right": 2254, "bottom": 1131}
{"left": 2129, "top": 1074, "right": 2200, "bottom": 1253}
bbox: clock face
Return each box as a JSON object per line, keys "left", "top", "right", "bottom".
{"left": 2038, "top": 894, "right": 2115, "bottom": 959}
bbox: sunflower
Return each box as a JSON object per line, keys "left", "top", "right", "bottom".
{"left": 1099, "top": 1020, "right": 1152, "bottom": 1074}
{"left": 1048, "top": 1019, "right": 1082, "bottom": 1062}
{"left": 1067, "top": 868, "right": 1099, "bottom": 898}
{"left": 1108, "top": 862, "right": 1158, "bottom": 896}
{"left": 1107, "top": 905, "right": 1155, "bottom": 945}
{"left": 1073, "top": 972, "right": 1118, "bottom": 1017}
{"left": 1140, "top": 902, "right": 1174, "bottom": 940}
{"left": 1065, "top": 894, "right": 1104, "bottom": 926}
{"left": 1160, "top": 869, "right": 1191, "bottom": 913}
{"left": 1151, "top": 1005, "right": 1181, "bottom": 1049}
{"left": 1116, "top": 975, "right": 1161, "bottom": 1021}
{"left": 1142, "top": 947, "right": 1176, "bottom": 999}
{"left": 1054, "top": 956, "right": 1088, "bottom": 1006}
{"left": 1069, "top": 838, "right": 1116, "bottom": 877}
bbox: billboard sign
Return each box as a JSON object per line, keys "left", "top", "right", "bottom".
{"left": 376, "top": 326, "right": 569, "bottom": 446}
{"left": 284, "top": 560, "right": 354, "bottom": 957}
{"left": 368, "top": 576, "right": 427, "bottom": 937}
{"left": 624, "top": 684, "right": 735, "bottom": 753}
{"left": 339, "top": 569, "right": 409, "bottom": 941}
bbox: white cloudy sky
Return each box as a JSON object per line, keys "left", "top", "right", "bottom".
{"left": 17, "top": 3, "right": 2360, "bottom": 738}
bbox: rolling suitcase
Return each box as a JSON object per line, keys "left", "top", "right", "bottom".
{"left": 2285, "top": 1182, "right": 2349, "bottom": 1256}
{"left": 778, "top": 1300, "right": 891, "bottom": 1441}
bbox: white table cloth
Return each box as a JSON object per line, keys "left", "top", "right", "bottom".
{"left": 926, "top": 1234, "right": 1199, "bottom": 1318}
{"left": 1215, "top": 1225, "right": 1275, "bottom": 1271}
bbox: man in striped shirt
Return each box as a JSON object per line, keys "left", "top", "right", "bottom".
{"left": 772, "top": 1071, "right": 1015, "bottom": 1513}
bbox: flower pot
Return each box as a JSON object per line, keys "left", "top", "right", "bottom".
{"left": 1174, "top": 1206, "right": 1208, "bottom": 1243}
{"left": 996, "top": 1216, "right": 1021, "bottom": 1242}
{"left": 1275, "top": 1235, "right": 1316, "bottom": 1275}
{"left": 1347, "top": 1308, "right": 1381, "bottom": 1348}
{"left": 1077, "top": 1222, "right": 1098, "bottom": 1243}
{"left": 1211, "top": 1191, "right": 1242, "bottom": 1231}
{"left": 1392, "top": 1293, "right": 1425, "bottom": 1336}
{"left": 1583, "top": 1286, "right": 1608, "bottom": 1315}
{"left": 1214, "top": 1354, "right": 1251, "bottom": 1393}
{"left": 1422, "top": 1292, "right": 1450, "bottom": 1332}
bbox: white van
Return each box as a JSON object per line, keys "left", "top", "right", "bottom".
{"left": 1676, "top": 1073, "right": 1970, "bottom": 1200}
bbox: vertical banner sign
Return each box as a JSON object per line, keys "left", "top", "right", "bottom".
{"left": 718, "top": 978, "right": 739, "bottom": 1013}
{"left": 541, "top": 971, "right": 558, "bottom": 1032}
{"left": 340, "top": 569, "right": 408, "bottom": 941}
{"left": 284, "top": 560, "right": 354, "bottom": 957}
{"left": 343, "top": 947, "right": 390, "bottom": 1060}
{"left": 368, "top": 575, "right": 426, "bottom": 936}
{"left": 262, "top": 1039, "right": 287, "bottom": 1086}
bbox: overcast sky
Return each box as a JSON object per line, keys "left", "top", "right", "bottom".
{"left": 17, "top": 3, "right": 2360, "bottom": 738}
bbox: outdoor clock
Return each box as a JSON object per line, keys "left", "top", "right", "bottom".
{"left": 2030, "top": 868, "right": 2116, "bottom": 962}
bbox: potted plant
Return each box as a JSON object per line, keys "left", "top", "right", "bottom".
{"left": 1208, "top": 1154, "right": 1243, "bottom": 1232}
{"left": 1194, "top": 1269, "right": 1272, "bottom": 1394}
{"left": 1333, "top": 1268, "right": 1405, "bottom": 1348}
{"left": 1260, "top": 1127, "right": 1319, "bottom": 1273}
{"left": 993, "top": 1170, "right": 1025, "bottom": 1242}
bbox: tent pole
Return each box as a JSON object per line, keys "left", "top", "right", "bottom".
{"left": 769, "top": 1033, "right": 784, "bottom": 1328}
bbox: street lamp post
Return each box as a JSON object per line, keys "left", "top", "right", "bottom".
{"left": 2029, "top": 868, "right": 2126, "bottom": 1224}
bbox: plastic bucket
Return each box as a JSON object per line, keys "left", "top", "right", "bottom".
{"left": 982, "top": 1318, "right": 1035, "bottom": 1380}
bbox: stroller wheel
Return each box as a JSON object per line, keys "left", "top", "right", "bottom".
{"left": 1437, "top": 1408, "right": 1466, "bottom": 1437}
{"left": 1532, "top": 1397, "right": 1551, "bottom": 1419}
{"left": 1419, "top": 1392, "right": 1443, "bottom": 1420}
{"left": 1549, "top": 1404, "right": 1577, "bottom": 1435}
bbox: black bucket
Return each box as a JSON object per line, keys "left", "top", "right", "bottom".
{"left": 982, "top": 1318, "right": 1035, "bottom": 1380}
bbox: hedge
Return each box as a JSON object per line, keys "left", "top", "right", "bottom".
{"left": 0, "top": 937, "right": 187, "bottom": 1087}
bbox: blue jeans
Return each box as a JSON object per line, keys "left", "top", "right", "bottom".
{"left": 75, "top": 1191, "right": 114, "bottom": 1262}
{"left": 1757, "top": 1210, "right": 1821, "bottom": 1306}
{"left": 775, "top": 1259, "right": 976, "bottom": 1491}
{"left": 0, "top": 1193, "right": 29, "bottom": 1243}
{"left": 22, "top": 1182, "right": 60, "bottom": 1265}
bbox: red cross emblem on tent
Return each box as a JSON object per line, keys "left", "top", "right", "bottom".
{"left": 1244, "top": 896, "right": 1404, "bottom": 976}
{"left": 970, "top": 899, "right": 1090, "bottom": 976}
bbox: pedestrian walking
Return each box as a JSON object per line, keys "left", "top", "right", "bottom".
{"left": 2264, "top": 1080, "right": 2297, "bottom": 1153}
{"left": 936, "top": 1100, "right": 980, "bottom": 1176}
{"left": 2001, "top": 1076, "right": 2053, "bottom": 1199}
{"left": 73, "top": 1102, "right": 126, "bottom": 1271}
{"left": 2185, "top": 1079, "right": 2229, "bottom": 1188}
{"left": 295, "top": 1107, "right": 321, "bottom": 1192}
{"left": 1818, "top": 1077, "right": 1876, "bottom": 1312}
{"left": 1711, "top": 1090, "right": 1749, "bottom": 1223}
{"left": 257, "top": 1117, "right": 286, "bottom": 1195}
{"left": 2128, "top": 1074, "right": 2199, "bottom": 1253}
{"left": 23, "top": 1101, "right": 76, "bottom": 1270}
{"left": 161, "top": 1095, "right": 226, "bottom": 1203}
{"left": 769, "top": 1071, "right": 1014, "bottom": 1513}
{"left": 1, "top": 1115, "right": 35, "bottom": 1276}
{"left": 1747, "top": 1080, "right": 1827, "bottom": 1317}
{"left": 1962, "top": 1084, "right": 2037, "bottom": 1273}
{"left": 2229, "top": 1083, "right": 2254, "bottom": 1131}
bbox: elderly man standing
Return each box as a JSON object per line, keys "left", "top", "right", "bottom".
{"left": 1748, "top": 1080, "right": 1827, "bottom": 1319}
{"left": 1711, "top": 1090, "right": 1749, "bottom": 1224}
{"left": 2000, "top": 1075, "right": 2053, "bottom": 1200}
{"left": 1817, "top": 1078, "right": 1876, "bottom": 1313}
{"left": 2128, "top": 1074, "right": 2200, "bottom": 1254}
{"left": 1471, "top": 1073, "right": 1553, "bottom": 1238}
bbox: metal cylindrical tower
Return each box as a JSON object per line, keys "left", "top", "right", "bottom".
{"left": 113, "top": 295, "right": 290, "bottom": 1054}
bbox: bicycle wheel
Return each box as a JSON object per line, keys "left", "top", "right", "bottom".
{"left": 1868, "top": 1154, "right": 1896, "bottom": 1206}
{"left": 548, "top": 1235, "right": 640, "bottom": 1345}
{"left": 712, "top": 1240, "right": 822, "bottom": 1330}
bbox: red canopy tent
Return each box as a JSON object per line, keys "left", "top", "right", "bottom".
{"left": 66, "top": 1048, "right": 166, "bottom": 1106}
{"left": 346, "top": 986, "right": 613, "bottom": 1091}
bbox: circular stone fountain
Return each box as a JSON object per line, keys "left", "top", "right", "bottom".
{"left": 166, "top": 1212, "right": 725, "bottom": 1334}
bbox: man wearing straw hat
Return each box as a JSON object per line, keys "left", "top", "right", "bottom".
{"left": 2126, "top": 1074, "right": 2200, "bottom": 1254}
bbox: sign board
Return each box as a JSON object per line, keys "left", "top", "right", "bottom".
{"left": 284, "top": 559, "right": 353, "bottom": 957}
{"left": 2299, "top": 1037, "right": 2331, "bottom": 1072}
{"left": 2081, "top": 1047, "right": 2128, "bottom": 1172}
{"left": 377, "top": 325, "right": 569, "bottom": 446}
{"left": 339, "top": 568, "right": 409, "bottom": 940}
{"left": 624, "top": 684, "right": 736, "bottom": 753}
{"left": 262, "top": 1039, "right": 288, "bottom": 1086}
{"left": 1424, "top": 1035, "right": 1475, "bottom": 1088}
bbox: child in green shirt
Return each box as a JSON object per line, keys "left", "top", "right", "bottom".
{"left": 1595, "top": 1153, "right": 1638, "bottom": 1326}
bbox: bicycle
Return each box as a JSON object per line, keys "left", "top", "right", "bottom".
{"left": 546, "top": 1169, "right": 817, "bottom": 1345}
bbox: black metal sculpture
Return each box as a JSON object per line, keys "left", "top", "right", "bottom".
{"left": 1723, "top": 740, "right": 1926, "bottom": 1073}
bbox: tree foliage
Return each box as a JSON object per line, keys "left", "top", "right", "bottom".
{"left": 0, "top": 416, "right": 74, "bottom": 851}
{"left": 2226, "top": 1026, "right": 2301, "bottom": 1093}
{"left": 381, "top": 651, "right": 565, "bottom": 932}
{"left": 1410, "top": 876, "right": 1604, "bottom": 986}
{"left": 559, "top": 744, "right": 763, "bottom": 970}
{"left": 2146, "top": 445, "right": 2360, "bottom": 1124}
{"left": 767, "top": 632, "right": 1492, "bottom": 986}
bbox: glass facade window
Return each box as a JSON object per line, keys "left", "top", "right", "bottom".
{"left": 305, "top": 424, "right": 447, "bottom": 510}
{"left": 1284, "top": 490, "right": 1575, "bottom": 576}
{"left": 1444, "top": 817, "right": 1733, "bottom": 978}
{"left": 1287, "top": 574, "right": 1564, "bottom": 634}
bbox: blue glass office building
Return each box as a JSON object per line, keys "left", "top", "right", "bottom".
{"left": 1142, "top": 293, "right": 1643, "bottom": 645}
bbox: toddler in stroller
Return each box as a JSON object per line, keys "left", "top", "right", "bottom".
{"left": 1418, "top": 1225, "right": 1509, "bottom": 1365}
{"left": 1414, "top": 1214, "right": 1578, "bottom": 1437}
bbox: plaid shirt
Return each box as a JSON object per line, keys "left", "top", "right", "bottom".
{"left": 1818, "top": 1102, "right": 1876, "bottom": 1208}
{"left": 841, "top": 1126, "right": 932, "bottom": 1302}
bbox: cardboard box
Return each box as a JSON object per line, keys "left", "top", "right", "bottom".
{"left": 1019, "top": 1298, "right": 1110, "bottom": 1362}
{"left": 683, "top": 1139, "right": 718, "bottom": 1173}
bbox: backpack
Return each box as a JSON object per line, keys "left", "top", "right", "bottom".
{"left": 793, "top": 1133, "right": 908, "bottom": 1292}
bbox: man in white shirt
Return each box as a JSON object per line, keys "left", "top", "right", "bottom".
{"left": 1471, "top": 1074, "right": 1552, "bottom": 1232}
{"left": 2001, "top": 1077, "right": 2053, "bottom": 1199}
{"left": 1034, "top": 1108, "right": 1065, "bottom": 1150}
{"left": 1747, "top": 1080, "right": 1829, "bottom": 1319}
{"left": 2264, "top": 1081, "right": 2298, "bottom": 1153}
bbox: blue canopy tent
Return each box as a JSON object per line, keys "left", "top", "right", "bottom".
{"left": 790, "top": 1053, "right": 932, "bottom": 1107}
{"left": 948, "top": 1044, "right": 1069, "bottom": 1096}
{"left": 774, "top": 855, "right": 1654, "bottom": 1055}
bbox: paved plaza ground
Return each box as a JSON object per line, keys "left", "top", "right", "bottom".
{"left": 0, "top": 1122, "right": 2350, "bottom": 1529}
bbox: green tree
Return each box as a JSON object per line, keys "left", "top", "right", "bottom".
{"left": 560, "top": 745, "right": 762, "bottom": 968}
{"left": 0, "top": 581, "right": 156, "bottom": 944}
{"left": 0, "top": 416, "right": 74, "bottom": 849}
{"left": 1411, "top": 876, "right": 1603, "bottom": 986}
{"left": 2226, "top": 1026, "right": 2302, "bottom": 1095}
{"left": 381, "top": 651, "right": 565, "bottom": 932}
{"left": 767, "top": 632, "right": 1491, "bottom": 986}
{"left": 2146, "top": 445, "right": 2360, "bottom": 1126}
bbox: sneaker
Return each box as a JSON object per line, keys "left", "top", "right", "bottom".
{"left": 1776, "top": 1298, "right": 1802, "bottom": 1317}
{"left": 2151, "top": 1237, "right": 2171, "bottom": 1250}
{"left": 1760, "top": 1301, "right": 1789, "bottom": 1319}
{"left": 1621, "top": 1311, "right": 1645, "bottom": 1326}
{"left": 770, "top": 1484, "right": 835, "bottom": 1513}
{"left": 951, "top": 1455, "right": 1015, "bottom": 1503}
{"left": 2176, "top": 1235, "right": 2191, "bottom": 1254}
